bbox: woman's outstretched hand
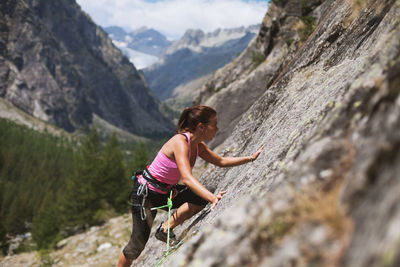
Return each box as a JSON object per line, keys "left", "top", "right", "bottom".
{"left": 210, "top": 191, "right": 227, "bottom": 211}
{"left": 250, "top": 145, "right": 265, "bottom": 161}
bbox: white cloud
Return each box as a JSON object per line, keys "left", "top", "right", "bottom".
{"left": 76, "top": 0, "right": 268, "bottom": 39}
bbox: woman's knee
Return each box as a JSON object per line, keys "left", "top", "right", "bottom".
{"left": 122, "top": 246, "right": 140, "bottom": 260}
{"left": 122, "top": 236, "right": 147, "bottom": 260}
{"left": 123, "top": 215, "right": 153, "bottom": 260}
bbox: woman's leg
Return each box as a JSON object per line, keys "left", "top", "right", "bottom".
{"left": 161, "top": 202, "right": 204, "bottom": 231}
{"left": 118, "top": 206, "right": 156, "bottom": 265}
{"left": 159, "top": 186, "right": 208, "bottom": 232}
{"left": 118, "top": 181, "right": 158, "bottom": 266}
{"left": 117, "top": 251, "right": 133, "bottom": 267}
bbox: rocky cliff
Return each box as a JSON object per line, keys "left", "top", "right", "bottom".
{"left": 1, "top": 0, "right": 399, "bottom": 266}
{"left": 196, "top": 0, "right": 326, "bottom": 148}
{"left": 0, "top": 0, "right": 174, "bottom": 137}
{"left": 148, "top": 0, "right": 399, "bottom": 266}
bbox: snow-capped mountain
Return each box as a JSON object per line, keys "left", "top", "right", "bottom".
{"left": 165, "top": 25, "right": 259, "bottom": 55}
{"left": 104, "top": 26, "right": 171, "bottom": 69}
{"left": 143, "top": 25, "right": 259, "bottom": 102}
{"left": 104, "top": 24, "right": 259, "bottom": 116}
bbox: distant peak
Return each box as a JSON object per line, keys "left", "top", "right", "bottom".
{"left": 180, "top": 29, "right": 205, "bottom": 45}
{"left": 134, "top": 26, "right": 149, "bottom": 34}
{"left": 183, "top": 29, "right": 205, "bottom": 36}
{"left": 103, "top": 26, "right": 126, "bottom": 34}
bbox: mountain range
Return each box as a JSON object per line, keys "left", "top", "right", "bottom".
{"left": 0, "top": 0, "right": 174, "bottom": 138}
{"left": 103, "top": 25, "right": 259, "bottom": 116}
{"left": 143, "top": 25, "right": 259, "bottom": 105}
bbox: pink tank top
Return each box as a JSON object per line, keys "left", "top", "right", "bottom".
{"left": 138, "top": 132, "right": 198, "bottom": 194}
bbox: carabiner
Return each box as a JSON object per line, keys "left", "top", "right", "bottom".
{"left": 137, "top": 182, "right": 148, "bottom": 220}
{"left": 137, "top": 181, "right": 148, "bottom": 196}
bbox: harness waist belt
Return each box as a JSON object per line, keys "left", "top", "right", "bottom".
{"left": 136, "top": 168, "right": 172, "bottom": 193}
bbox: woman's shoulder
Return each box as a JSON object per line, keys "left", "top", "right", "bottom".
{"left": 171, "top": 133, "right": 188, "bottom": 143}
{"left": 165, "top": 134, "right": 188, "bottom": 150}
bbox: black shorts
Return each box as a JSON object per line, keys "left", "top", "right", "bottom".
{"left": 147, "top": 183, "right": 208, "bottom": 209}
{"left": 122, "top": 179, "right": 207, "bottom": 259}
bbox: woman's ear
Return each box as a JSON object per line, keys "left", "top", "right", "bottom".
{"left": 197, "top": 122, "right": 205, "bottom": 132}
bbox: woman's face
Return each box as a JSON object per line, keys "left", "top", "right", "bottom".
{"left": 203, "top": 115, "right": 218, "bottom": 141}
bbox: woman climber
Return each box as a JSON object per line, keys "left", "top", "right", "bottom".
{"left": 117, "top": 105, "right": 264, "bottom": 267}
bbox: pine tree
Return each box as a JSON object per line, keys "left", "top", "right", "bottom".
{"left": 60, "top": 127, "right": 102, "bottom": 226}
{"left": 4, "top": 197, "right": 25, "bottom": 234}
{"left": 0, "top": 220, "right": 6, "bottom": 254}
{"left": 0, "top": 119, "right": 74, "bottom": 239}
{"left": 131, "top": 142, "right": 150, "bottom": 171}
{"left": 99, "top": 132, "right": 128, "bottom": 212}
{"left": 0, "top": 180, "right": 6, "bottom": 254}
{"left": 32, "top": 192, "right": 60, "bottom": 249}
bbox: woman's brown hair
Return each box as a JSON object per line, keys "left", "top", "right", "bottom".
{"left": 177, "top": 106, "right": 216, "bottom": 133}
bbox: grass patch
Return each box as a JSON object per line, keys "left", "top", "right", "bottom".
{"left": 253, "top": 181, "right": 351, "bottom": 251}
{"left": 214, "top": 87, "right": 224, "bottom": 93}
{"left": 286, "top": 38, "right": 295, "bottom": 47}
{"left": 251, "top": 52, "right": 265, "bottom": 69}
{"left": 294, "top": 181, "right": 351, "bottom": 236}
{"left": 262, "top": 212, "right": 296, "bottom": 242}
{"left": 345, "top": 0, "right": 368, "bottom": 26}
{"left": 301, "top": 0, "right": 309, "bottom": 14}
{"left": 298, "top": 16, "right": 317, "bottom": 40}
{"left": 38, "top": 249, "right": 54, "bottom": 267}
{"left": 324, "top": 58, "right": 332, "bottom": 67}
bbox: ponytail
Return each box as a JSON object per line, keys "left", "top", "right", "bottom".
{"left": 177, "top": 107, "right": 192, "bottom": 133}
{"left": 176, "top": 106, "right": 216, "bottom": 133}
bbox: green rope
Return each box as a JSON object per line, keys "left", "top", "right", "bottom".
{"left": 152, "top": 190, "right": 173, "bottom": 267}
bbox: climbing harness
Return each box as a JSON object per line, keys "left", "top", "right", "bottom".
{"left": 135, "top": 168, "right": 173, "bottom": 193}
{"left": 131, "top": 168, "right": 174, "bottom": 221}
{"left": 131, "top": 169, "right": 182, "bottom": 266}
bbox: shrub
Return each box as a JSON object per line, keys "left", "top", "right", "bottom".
{"left": 299, "top": 16, "right": 317, "bottom": 40}
{"left": 251, "top": 52, "right": 265, "bottom": 69}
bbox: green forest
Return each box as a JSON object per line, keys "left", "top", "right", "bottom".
{"left": 0, "top": 118, "right": 161, "bottom": 253}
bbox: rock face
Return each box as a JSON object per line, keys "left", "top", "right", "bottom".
{"left": 143, "top": 25, "right": 259, "bottom": 103}
{"left": 0, "top": 0, "right": 174, "bottom": 137}
{"left": 137, "top": 0, "right": 398, "bottom": 266}
{"left": 196, "top": 0, "right": 326, "bottom": 148}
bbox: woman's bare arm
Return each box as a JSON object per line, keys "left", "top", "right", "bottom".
{"left": 199, "top": 142, "right": 264, "bottom": 167}
{"left": 174, "top": 137, "right": 217, "bottom": 203}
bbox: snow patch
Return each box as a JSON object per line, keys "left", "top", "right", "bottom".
{"left": 113, "top": 42, "right": 159, "bottom": 69}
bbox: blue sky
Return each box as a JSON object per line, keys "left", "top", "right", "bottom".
{"left": 76, "top": 0, "right": 269, "bottom": 40}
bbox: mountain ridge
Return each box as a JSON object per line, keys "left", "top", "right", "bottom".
{"left": 104, "top": 26, "right": 172, "bottom": 58}
{"left": 143, "top": 24, "right": 259, "bottom": 111}
{"left": 0, "top": 0, "right": 174, "bottom": 138}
